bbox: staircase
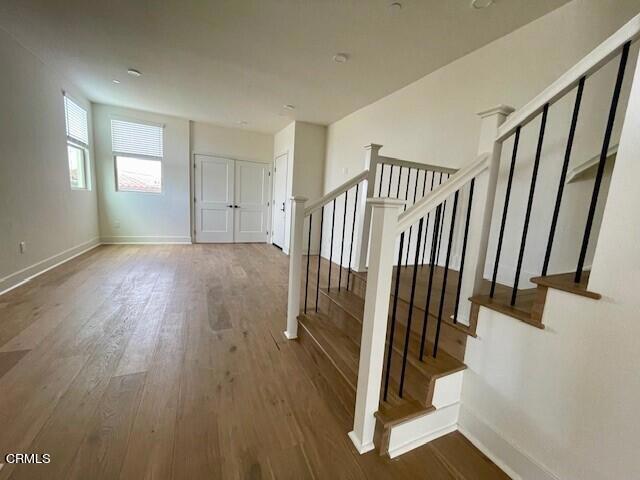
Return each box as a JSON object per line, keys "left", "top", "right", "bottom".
{"left": 298, "top": 259, "right": 468, "bottom": 457}
{"left": 284, "top": 12, "right": 640, "bottom": 464}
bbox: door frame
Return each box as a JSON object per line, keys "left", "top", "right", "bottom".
{"left": 271, "top": 150, "right": 289, "bottom": 251}
{"left": 191, "top": 152, "right": 273, "bottom": 244}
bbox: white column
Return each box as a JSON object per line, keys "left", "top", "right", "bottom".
{"left": 450, "top": 105, "right": 514, "bottom": 326}
{"left": 285, "top": 195, "right": 308, "bottom": 340}
{"left": 353, "top": 144, "right": 382, "bottom": 272}
{"left": 349, "top": 197, "right": 405, "bottom": 454}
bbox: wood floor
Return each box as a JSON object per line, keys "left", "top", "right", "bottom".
{"left": 0, "top": 244, "right": 508, "bottom": 479}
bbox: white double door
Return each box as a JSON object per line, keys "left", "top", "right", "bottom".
{"left": 194, "top": 155, "right": 270, "bottom": 243}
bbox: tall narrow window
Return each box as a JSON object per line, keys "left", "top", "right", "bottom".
{"left": 111, "top": 118, "right": 163, "bottom": 193}
{"left": 63, "top": 94, "right": 90, "bottom": 189}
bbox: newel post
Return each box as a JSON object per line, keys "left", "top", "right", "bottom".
{"left": 458, "top": 105, "right": 514, "bottom": 325}
{"left": 353, "top": 144, "right": 382, "bottom": 273}
{"left": 349, "top": 197, "right": 405, "bottom": 454}
{"left": 285, "top": 195, "right": 308, "bottom": 340}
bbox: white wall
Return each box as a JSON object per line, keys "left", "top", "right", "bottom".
{"left": 94, "top": 111, "right": 274, "bottom": 244}
{"left": 324, "top": 0, "right": 640, "bottom": 284}
{"left": 190, "top": 121, "right": 273, "bottom": 163}
{"left": 93, "top": 105, "right": 191, "bottom": 243}
{"left": 0, "top": 27, "right": 99, "bottom": 293}
{"left": 272, "top": 121, "right": 326, "bottom": 253}
{"left": 273, "top": 122, "right": 296, "bottom": 252}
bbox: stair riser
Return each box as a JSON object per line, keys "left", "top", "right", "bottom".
{"left": 379, "top": 371, "right": 464, "bottom": 458}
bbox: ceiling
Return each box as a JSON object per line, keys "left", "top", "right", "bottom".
{"left": 0, "top": 0, "right": 571, "bottom": 133}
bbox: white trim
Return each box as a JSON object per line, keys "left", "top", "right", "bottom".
{"left": 377, "top": 155, "right": 458, "bottom": 175}
{"left": 0, "top": 238, "right": 101, "bottom": 296}
{"left": 304, "top": 169, "right": 369, "bottom": 216}
{"left": 458, "top": 405, "right": 560, "bottom": 480}
{"left": 396, "top": 154, "right": 489, "bottom": 233}
{"left": 100, "top": 235, "right": 192, "bottom": 244}
{"left": 387, "top": 404, "right": 460, "bottom": 458}
{"left": 348, "top": 430, "right": 375, "bottom": 454}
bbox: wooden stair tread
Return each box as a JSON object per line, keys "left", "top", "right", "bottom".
{"left": 375, "top": 399, "right": 434, "bottom": 428}
{"left": 469, "top": 292, "right": 542, "bottom": 328}
{"left": 298, "top": 310, "right": 418, "bottom": 409}
{"left": 470, "top": 270, "right": 599, "bottom": 327}
{"left": 322, "top": 287, "right": 466, "bottom": 379}
{"left": 350, "top": 265, "right": 477, "bottom": 337}
{"left": 298, "top": 310, "right": 360, "bottom": 390}
{"left": 531, "top": 271, "right": 601, "bottom": 299}
{"left": 391, "top": 320, "right": 466, "bottom": 381}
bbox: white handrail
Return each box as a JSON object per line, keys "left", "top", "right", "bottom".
{"left": 304, "top": 170, "right": 369, "bottom": 216}
{"left": 395, "top": 154, "right": 490, "bottom": 234}
{"left": 497, "top": 12, "right": 640, "bottom": 142}
{"left": 378, "top": 155, "right": 458, "bottom": 175}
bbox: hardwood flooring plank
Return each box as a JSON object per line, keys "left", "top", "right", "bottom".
{"left": 66, "top": 372, "right": 147, "bottom": 480}
{"left": 0, "top": 244, "right": 508, "bottom": 480}
{"left": 0, "top": 349, "right": 30, "bottom": 379}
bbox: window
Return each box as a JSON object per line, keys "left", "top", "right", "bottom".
{"left": 63, "top": 94, "right": 90, "bottom": 189}
{"left": 111, "top": 118, "right": 163, "bottom": 193}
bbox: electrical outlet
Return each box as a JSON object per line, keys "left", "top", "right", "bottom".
{"left": 19, "top": 241, "right": 26, "bottom": 254}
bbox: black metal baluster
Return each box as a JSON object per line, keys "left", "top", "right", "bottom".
{"left": 315, "top": 206, "right": 324, "bottom": 312}
{"left": 396, "top": 166, "right": 403, "bottom": 198}
{"left": 490, "top": 126, "right": 521, "bottom": 298}
{"left": 339, "top": 191, "right": 348, "bottom": 291}
{"left": 576, "top": 42, "right": 630, "bottom": 283}
{"left": 419, "top": 205, "right": 442, "bottom": 361}
{"left": 405, "top": 169, "right": 415, "bottom": 267}
{"left": 383, "top": 233, "right": 405, "bottom": 401}
{"left": 404, "top": 169, "right": 420, "bottom": 267}
{"left": 433, "top": 191, "right": 459, "bottom": 358}
{"left": 328, "top": 198, "right": 336, "bottom": 291}
{"left": 304, "top": 214, "right": 313, "bottom": 314}
{"left": 421, "top": 172, "right": 436, "bottom": 267}
{"left": 387, "top": 165, "right": 394, "bottom": 197}
{"left": 347, "top": 184, "right": 359, "bottom": 291}
{"left": 432, "top": 172, "right": 444, "bottom": 263}
{"left": 436, "top": 173, "right": 450, "bottom": 263}
{"left": 378, "top": 164, "right": 385, "bottom": 197}
{"left": 543, "top": 77, "right": 585, "bottom": 276}
{"left": 399, "top": 218, "right": 424, "bottom": 397}
{"left": 419, "top": 171, "right": 428, "bottom": 265}
{"left": 453, "top": 179, "right": 475, "bottom": 323}
{"left": 511, "top": 104, "right": 549, "bottom": 305}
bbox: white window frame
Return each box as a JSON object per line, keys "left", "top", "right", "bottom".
{"left": 110, "top": 116, "right": 164, "bottom": 195}
{"left": 63, "top": 93, "right": 91, "bottom": 191}
{"left": 113, "top": 154, "right": 163, "bottom": 194}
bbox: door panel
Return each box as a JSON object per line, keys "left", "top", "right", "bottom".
{"left": 195, "top": 155, "right": 234, "bottom": 243}
{"left": 234, "top": 160, "right": 270, "bottom": 243}
{"left": 272, "top": 153, "right": 288, "bottom": 248}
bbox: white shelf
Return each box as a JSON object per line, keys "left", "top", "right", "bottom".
{"left": 566, "top": 144, "right": 618, "bottom": 183}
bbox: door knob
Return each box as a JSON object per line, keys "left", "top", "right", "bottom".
{"left": 227, "top": 205, "right": 233, "bottom": 208}
{"left": 234, "top": 205, "right": 240, "bottom": 208}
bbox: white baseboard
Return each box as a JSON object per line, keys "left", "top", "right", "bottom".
{"left": 0, "top": 237, "right": 101, "bottom": 296}
{"left": 458, "top": 405, "right": 559, "bottom": 480}
{"left": 100, "top": 235, "right": 192, "bottom": 244}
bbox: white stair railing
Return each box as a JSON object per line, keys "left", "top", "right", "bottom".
{"left": 349, "top": 106, "right": 512, "bottom": 452}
